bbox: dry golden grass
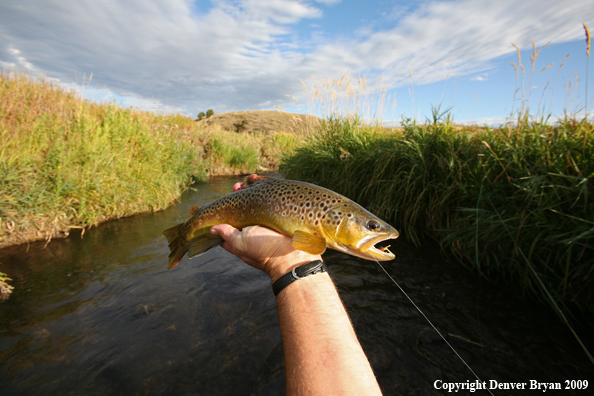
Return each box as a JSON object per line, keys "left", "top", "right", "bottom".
{"left": 300, "top": 71, "right": 397, "bottom": 126}
{"left": 585, "top": 23, "right": 591, "bottom": 119}
{"left": 196, "top": 110, "right": 321, "bottom": 136}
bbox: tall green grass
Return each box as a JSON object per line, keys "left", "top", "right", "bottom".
{"left": 280, "top": 116, "right": 594, "bottom": 313}
{"left": 0, "top": 71, "right": 306, "bottom": 302}
{"left": 0, "top": 71, "right": 207, "bottom": 246}
{"left": 0, "top": 71, "right": 301, "bottom": 249}
{"left": 199, "top": 129, "right": 302, "bottom": 175}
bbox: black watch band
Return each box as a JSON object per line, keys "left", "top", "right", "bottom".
{"left": 272, "top": 260, "right": 327, "bottom": 296}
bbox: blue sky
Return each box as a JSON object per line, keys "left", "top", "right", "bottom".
{"left": 1, "top": 0, "right": 592, "bottom": 125}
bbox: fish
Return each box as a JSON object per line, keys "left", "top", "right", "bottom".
{"left": 163, "top": 174, "right": 399, "bottom": 268}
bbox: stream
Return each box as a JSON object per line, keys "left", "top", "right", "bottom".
{"left": 1, "top": 175, "right": 592, "bottom": 395}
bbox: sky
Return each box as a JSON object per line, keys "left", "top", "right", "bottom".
{"left": 1, "top": 0, "right": 593, "bottom": 125}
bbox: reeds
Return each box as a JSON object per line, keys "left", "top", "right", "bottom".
{"left": 281, "top": 116, "right": 593, "bottom": 313}
{"left": 510, "top": 40, "right": 554, "bottom": 123}
{"left": 585, "top": 23, "right": 591, "bottom": 120}
{"left": 299, "top": 71, "right": 396, "bottom": 128}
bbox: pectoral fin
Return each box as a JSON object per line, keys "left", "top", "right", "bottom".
{"left": 187, "top": 235, "right": 224, "bottom": 258}
{"left": 291, "top": 230, "right": 327, "bottom": 255}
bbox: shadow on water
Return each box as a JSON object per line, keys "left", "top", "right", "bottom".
{"left": 0, "top": 175, "right": 593, "bottom": 395}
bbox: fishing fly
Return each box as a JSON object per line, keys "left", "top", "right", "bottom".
{"left": 378, "top": 245, "right": 392, "bottom": 255}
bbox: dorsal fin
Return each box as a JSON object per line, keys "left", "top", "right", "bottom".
{"left": 246, "top": 174, "right": 271, "bottom": 185}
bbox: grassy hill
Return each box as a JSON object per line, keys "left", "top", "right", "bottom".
{"left": 196, "top": 110, "right": 320, "bottom": 135}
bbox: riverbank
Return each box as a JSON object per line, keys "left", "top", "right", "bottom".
{"left": 0, "top": 71, "right": 303, "bottom": 250}
{"left": 280, "top": 117, "right": 594, "bottom": 315}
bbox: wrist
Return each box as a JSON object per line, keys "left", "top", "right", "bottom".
{"left": 267, "top": 253, "right": 323, "bottom": 283}
{"left": 272, "top": 260, "right": 327, "bottom": 296}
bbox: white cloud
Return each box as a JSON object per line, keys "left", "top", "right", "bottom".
{"left": 338, "top": 0, "right": 593, "bottom": 85}
{"left": 313, "top": 0, "right": 342, "bottom": 4}
{"left": 3, "top": 45, "right": 37, "bottom": 72}
{"left": 244, "top": 0, "right": 322, "bottom": 24}
{"left": 0, "top": 0, "right": 592, "bottom": 116}
{"left": 458, "top": 116, "right": 508, "bottom": 127}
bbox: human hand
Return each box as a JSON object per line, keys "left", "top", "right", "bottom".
{"left": 210, "top": 224, "right": 323, "bottom": 282}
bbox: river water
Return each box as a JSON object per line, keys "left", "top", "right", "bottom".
{"left": 0, "top": 175, "right": 592, "bottom": 395}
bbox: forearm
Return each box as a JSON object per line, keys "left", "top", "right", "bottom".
{"left": 209, "top": 224, "right": 382, "bottom": 394}
{"left": 276, "top": 271, "right": 383, "bottom": 396}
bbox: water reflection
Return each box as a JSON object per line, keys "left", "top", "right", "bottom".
{"left": 0, "top": 175, "right": 592, "bottom": 395}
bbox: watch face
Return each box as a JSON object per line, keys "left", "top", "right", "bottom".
{"left": 274, "top": 261, "right": 326, "bottom": 296}
{"left": 295, "top": 260, "right": 324, "bottom": 278}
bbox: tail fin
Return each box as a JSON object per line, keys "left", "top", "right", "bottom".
{"left": 163, "top": 224, "right": 187, "bottom": 269}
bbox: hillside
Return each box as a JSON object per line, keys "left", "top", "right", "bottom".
{"left": 196, "top": 110, "right": 321, "bottom": 135}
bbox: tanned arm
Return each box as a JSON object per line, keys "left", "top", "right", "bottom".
{"left": 210, "top": 224, "right": 382, "bottom": 396}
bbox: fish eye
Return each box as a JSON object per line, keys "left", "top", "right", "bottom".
{"left": 366, "top": 220, "right": 381, "bottom": 231}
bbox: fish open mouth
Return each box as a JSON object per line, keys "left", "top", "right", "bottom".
{"left": 356, "top": 231, "right": 400, "bottom": 261}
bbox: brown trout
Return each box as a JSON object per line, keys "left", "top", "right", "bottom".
{"left": 163, "top": 175, "right": 399, "bottom": 268}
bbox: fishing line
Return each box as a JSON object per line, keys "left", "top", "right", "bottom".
{"left": 373, "top": 258, "right": 495, "bottom": 396}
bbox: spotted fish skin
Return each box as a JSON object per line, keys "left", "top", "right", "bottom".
{"left": 163, "top": 175, "right": 399, "bottom": 268}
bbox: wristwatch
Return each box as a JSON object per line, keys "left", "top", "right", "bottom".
{"left": 272, "top": 260, "right": 328, "bottom": 296}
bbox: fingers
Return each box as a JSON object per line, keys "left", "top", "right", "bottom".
{"left": 233, "top": 182, "right": 244, "bottom": 191}
{"left": 211, "top": 224, "right": 259, "bottom": 253}
{"left": 210, "top": 224, "right": 242, "bottom": 257}
{"left": 211, "top": 224, "right": 262, "bottom": 268}
{"left": 209, "top": 224, "right": 321, "bottom": 278}
{"left": 210, "top": 224, "right": 240, "bottom": 245}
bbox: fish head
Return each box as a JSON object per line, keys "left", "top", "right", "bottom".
{"left": 319, "top": 202, "right": 399, "bottom": 261}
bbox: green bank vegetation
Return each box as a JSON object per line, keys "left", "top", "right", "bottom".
{"left": 0, "top": 71, "right": 303, "bottom": 251}
{"left": 281, "top": 36, "right": 594, "bottom": 317}
{"left": 0, "top": 271, "right": 13, "bottom": 303}
{"left": 281, "top": 115, "right": 593, "bottom": 313}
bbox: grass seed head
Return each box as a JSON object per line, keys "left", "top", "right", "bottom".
{"left": 584, "top": 23, "right": 590, "bottom": 57}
